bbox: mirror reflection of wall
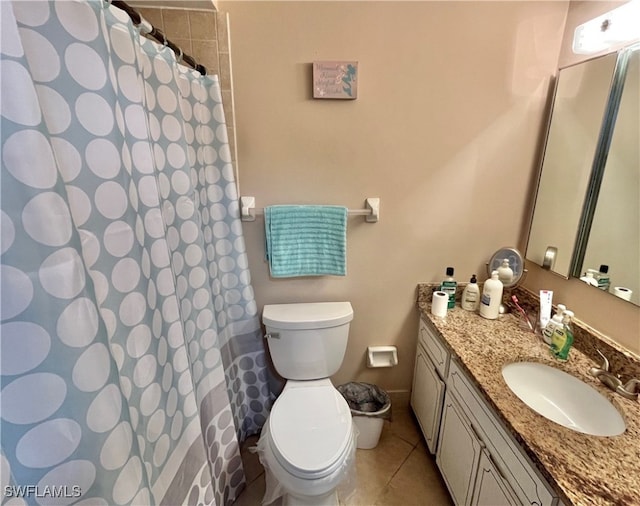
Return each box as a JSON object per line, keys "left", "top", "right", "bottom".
{"left": 526, "top": 53, "right": 617, "bottom": 276}
{"left": 581, "top": 48, "right": 639, "bottom": 305}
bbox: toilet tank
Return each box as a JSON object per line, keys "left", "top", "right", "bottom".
{"left": 262, "top": 302, "right": 353, "bottom": 380}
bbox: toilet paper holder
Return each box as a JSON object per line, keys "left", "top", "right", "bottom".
{"left": 367, "top": 346, "right": 398, "bottom": 368}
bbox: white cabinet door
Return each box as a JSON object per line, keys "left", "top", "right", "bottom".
{"left": 436, "top": 393, "right": 482, "bottom": 506}
{"left": 411, "top": 344, "right": 445, "bottom": 453}
{"left": 472, "top": 450, "right": 519, "bottom": 506}
{"left": 448, "top": 360, "right": 556, "bottom": 506}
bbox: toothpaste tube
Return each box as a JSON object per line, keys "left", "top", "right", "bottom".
{"left": 539, "top": 290, "right": 553, "bottom": 331}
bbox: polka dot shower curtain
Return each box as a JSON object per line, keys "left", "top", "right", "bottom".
{"left": 1, "top": 1, "right": 270, "bottom": 504}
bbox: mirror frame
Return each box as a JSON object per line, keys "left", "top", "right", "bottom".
{"left": 526, "top": 41, "right": 639, "bottom": 306}
{"left": 570, "top": 43, "right": 640, "bottom": 278}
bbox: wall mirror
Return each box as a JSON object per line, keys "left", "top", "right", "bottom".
{"left": 526, "top": 43, "right": 639, "bottom": 306}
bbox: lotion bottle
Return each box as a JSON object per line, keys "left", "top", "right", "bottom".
{"left": 479, "top": 270, "right": 503, "bottom": 320}
{"left": 461, "top": 275, "right": 480, "bottom": 312}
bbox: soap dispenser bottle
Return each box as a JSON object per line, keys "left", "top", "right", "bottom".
{"left": 550, "top": 310, "right": 574, "bottom": 361}
{"left": 479, "top": 270, "right": 503, "bottom": 320}
{"left": 461, "top": 275, "right": 480, "bottom": 312}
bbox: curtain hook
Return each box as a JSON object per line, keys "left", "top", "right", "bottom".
{"left": 139, "top": 17, "right": 153, "bottom": 35}
{"left": 176, "top": 47, "right": 183, "bottom": 63}
{"left": 153, "top": 28, "right": 167, "bottom": 47}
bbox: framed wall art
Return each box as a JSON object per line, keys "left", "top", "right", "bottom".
{"left": 313, "top": 61, "right": 358, "bottom": 99}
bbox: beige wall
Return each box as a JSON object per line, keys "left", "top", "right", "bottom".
{"left": 221, "top": 1, "right": 571, "bottom": 391}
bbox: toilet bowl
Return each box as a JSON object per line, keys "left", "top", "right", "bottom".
{"left": 257, "top": 302, "right": 357, "bottom": 506}
{"left": 259, "top": 379, "right": 357, "bottom": 505}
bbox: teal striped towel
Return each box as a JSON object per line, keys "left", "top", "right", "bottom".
{"left": 265, "top": 205, "right": 347, "bottom": 277}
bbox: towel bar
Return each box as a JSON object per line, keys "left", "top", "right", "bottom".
{"left": 239, "top": 197, "right": 380, "bottom": 223}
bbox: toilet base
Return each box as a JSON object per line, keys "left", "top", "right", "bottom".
{"left": 262, "top": 466, "right": 341, "bottom": 506}
{"left": 255, "top": 417, "right": 358, "bottom": 506}
{"left": 283, "top": 489, "right": 338, "bottom": 506}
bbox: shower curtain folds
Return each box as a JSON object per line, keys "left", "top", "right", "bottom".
{"left": 0, "top": 1, "right": 270, "bottom": 505}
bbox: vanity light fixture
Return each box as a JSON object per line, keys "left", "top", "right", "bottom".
{"left": 573, "top": 0, "right": 640, "bottom": 54}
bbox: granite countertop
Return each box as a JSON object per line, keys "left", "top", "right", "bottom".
{"left": 416, "top": 290, "right": 640, "bottom": 506}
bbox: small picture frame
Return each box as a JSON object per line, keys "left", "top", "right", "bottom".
{"left": 313, "top": 61, "right": 358, "bottom": 99}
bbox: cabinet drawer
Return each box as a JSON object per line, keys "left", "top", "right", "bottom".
{"left": 448, "top": 360, "right": 556, "bottom": 506}
{"left": 419, "top": 317, "right": 450, "bottom": 379}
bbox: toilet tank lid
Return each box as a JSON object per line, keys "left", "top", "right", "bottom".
{"left": 262, "top": 302, "right": 353, "bottom": 329}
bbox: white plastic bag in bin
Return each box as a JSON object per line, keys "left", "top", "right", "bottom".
{"left": 337, "top": 382, "right": 392, "bottom": 419}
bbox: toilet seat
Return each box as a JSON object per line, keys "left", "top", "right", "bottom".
{"left": 269, "top": 383, "right": 353, "bottom": 480}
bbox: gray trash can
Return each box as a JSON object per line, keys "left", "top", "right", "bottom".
{"left": 337, "top": 382, "right": 391, "bottom": 449}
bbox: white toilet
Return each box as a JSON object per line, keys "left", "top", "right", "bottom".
{"left": 257, "top": 302, "right": 357, "bottom": 506}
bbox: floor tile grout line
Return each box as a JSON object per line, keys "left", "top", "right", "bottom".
{"left": 373, "top": 433, "right": 419, "bottom": 499}
{"left": 389, "top": 444, "right": 417, "bottom": 482}
{"left": 395, "top": 433, "right": 421, "bottom": 447}
{"left": 369, "top": 444, "right": 419, "bottom": 506}
{"left": 245, "top": 469, "right": 264, "bottom": 487}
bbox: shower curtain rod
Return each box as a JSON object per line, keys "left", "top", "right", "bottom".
{"left": 110, "top": 0, "right": 207, "bottom": 75}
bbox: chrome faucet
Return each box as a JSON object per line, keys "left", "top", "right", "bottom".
{"left": 589, "top": 349, "right": 640, "bottom": 400}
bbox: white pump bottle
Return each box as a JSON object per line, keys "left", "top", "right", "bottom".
{"left": 479, "top": 270, "right": 503, "bottom": 320}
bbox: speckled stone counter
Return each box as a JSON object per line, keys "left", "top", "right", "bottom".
{"left": 416, "top": 285, "right": 640, "bottom": 506}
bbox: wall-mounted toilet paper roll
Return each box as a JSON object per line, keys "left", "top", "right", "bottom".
{"left": 613, "top": 287, "right": 632, "bottom": 301}
{"left": 432, "top": 291, "right": 448, "bottom": 318}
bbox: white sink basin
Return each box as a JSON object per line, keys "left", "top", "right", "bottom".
{"left": 502, "top": 362, "right": 625, "bottom": 436}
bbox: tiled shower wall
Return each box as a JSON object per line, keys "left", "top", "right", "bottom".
{"left": 136, "top": 7, "right": 237, "bottom": 165}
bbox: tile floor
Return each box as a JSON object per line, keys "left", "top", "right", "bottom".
{"left": 232, "top": 392, "right": 453, "bottom": 506}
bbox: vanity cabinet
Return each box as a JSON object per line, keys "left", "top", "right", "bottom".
{"left": 411, "top": 318, "right": 448, "bottom": 453}
{"left": 440, "top": 358, "right": 558, "bottom": 506}
{"left": 436, "top": 392, "right": 519, "bottom": 506}
{"left": 412, "top": 316, "right": 559, "bottom": 506}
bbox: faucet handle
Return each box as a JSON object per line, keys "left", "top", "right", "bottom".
{"left": 589, "top": 349, "right": 610, "bottom": 377}
{"left": 623, "top": 379, "right": 640, "bottom": 394}
{"left": 617, "top": 379, "right": 640, "bottom": 400}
